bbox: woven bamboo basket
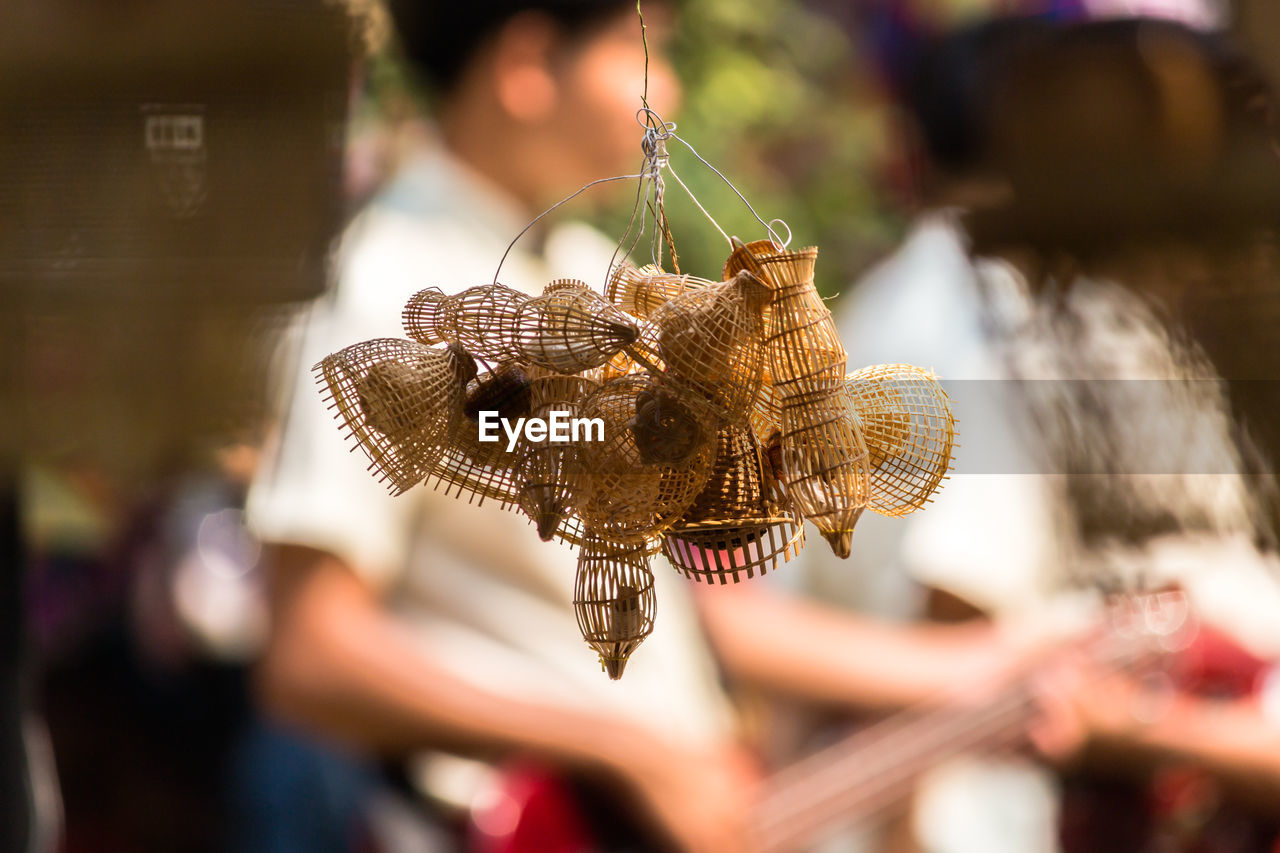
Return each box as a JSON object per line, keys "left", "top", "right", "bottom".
{"left": 314, "top": 338, "right": 475, "bottom": 495}
{"left": 516, "top": 373, "right": 597, "bottom": 541}
{"left": 663, "top": 424, "right": 804, "bottom": 583}
{"left": 845, "top": 364, "right": 956, "bottom": 517}
{"left": 606, "top": 262, "right": 713, "bottom": 318}
{"left": 574, "top": 375, "right": 716, "bottom": 544}
{"left": 725, "top": 241, "right": 846, "bottom": 399}
{"left": 650, "top": 270, "right": 772, "bottom": 425}
{"left": 425, "top": 363, "right": 532, "bottom": 508}
{"left": 403, "top": 284, "right": 528, "bottom": 363}
{"left": 573, "top": 537, "right": 658, "bottom": 679}
{"left": 516, "top": 280, "right": 640, "bottom": 373}
{"left": 778, "top": 388, "right": 872, "bottom": 558}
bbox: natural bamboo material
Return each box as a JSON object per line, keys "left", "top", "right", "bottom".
{"left": 573, "top": 537, "right": 658, "bottom": 679}
{"left": 726, "top": 240, "right": 870, "bottom": 558}
{"left": 663, "top": 424, "right": 805, "bottom": 583}
{"left": 650, "top": 270, "right": 773, "bottom": 425}
{"left": 606, "top": 262, "right": 713, "bottom": 318}
{"left": 422, "top": 363, "right": 535, "bottom": 507}
{"left": 516, "top": 373, "right": 598, "bottom": 541}
{"left": 574, "top": 375, "right": 716, "bottom": 544}
{"left": 403, "top": 284, "right": 528, "bottom": 363}
{"left": 314, "top": 338, "right": 476, "bottom": 495}
{"left": 845, "top": 364, "right": 956, "bottom": 517}
{"left": 516, "top": 280, "right": 641, "bottom": 373}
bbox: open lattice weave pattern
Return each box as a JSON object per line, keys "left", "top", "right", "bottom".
{"left": 663, "top": 424, "right": 804, "bottom": 583}
{"left": 314, "top": 338, "right": 475, "bottom": 495}
{"left": 650, "top": 271, "right": 772, "bottom": 426}
{"left": 516, "top": 280, "right": 640, "bottom": 373}
{"left": 517, "top": 373, "right": 598, "bottom": 541}
{"left": 574, "top": 374, "right": 716, "bottom": 545}
{"left": 316, "top": 233, "right": 955, "bottom": 679}
{"left": 845, "top": 364, "right": 956, "bottom": 518}
{"left": 403, "top": 284, "right": 528, "bottom": 363}
{"left": 607, "top": 262, "right": 713, "bottom": 318}
{"left": 573, "top": 537, "right": 658, "bottom": 679}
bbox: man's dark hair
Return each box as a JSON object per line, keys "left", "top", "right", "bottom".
{"left": 386, "top": 0, "right": 638, "bottom": 94}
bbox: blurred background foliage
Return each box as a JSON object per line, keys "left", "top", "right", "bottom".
{"left": 650, "top": 0, "right": 906, "bottom": 297}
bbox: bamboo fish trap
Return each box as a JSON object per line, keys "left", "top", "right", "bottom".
{"left": 314, "top": 338, "right": 476, "bottom": 495}
{"left": 573, "top": 537, "right": 659, "bottom": 680}
{"left": 574, "top": 374, "right": 716, "bottom": 545}
{"left": 663, "top": 424, "right": 804, "bottom": 584}
{"left": 649, "top": 270, "right": 773, "bottom": 426}
{"left": 516, "top": 280, "right": 640, "bottom": 373}
{"left": 845, "top": 364, "right": 956, "bottom": 517}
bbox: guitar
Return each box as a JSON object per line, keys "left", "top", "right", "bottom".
{"left": 465, "top": 592, "right": 1201, "bottom": 853}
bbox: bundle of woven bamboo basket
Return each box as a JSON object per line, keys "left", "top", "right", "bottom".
{"left": 314, "top": 239, "right": 956, "bottom": 678}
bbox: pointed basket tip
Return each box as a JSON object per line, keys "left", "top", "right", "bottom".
{"left": 535, "top": 510, "right": 561, "bottom": 542}
{"left": 602, "top": 656, "right": 628, "bottom": 680}
{"left": 822, "top": 530, "right": 854, "bottom": 559}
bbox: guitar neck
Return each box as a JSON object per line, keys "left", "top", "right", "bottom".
{"left": 751, "top": 682, "right": 1036, "bottom": 853}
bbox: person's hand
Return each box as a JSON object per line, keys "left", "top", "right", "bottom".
{"left": 616, "top": 737, "right": 762, "bottom": 853}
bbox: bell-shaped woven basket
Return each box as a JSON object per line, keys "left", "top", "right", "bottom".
{"left": 663, "top": 424, "right": 804, "bottom": 584}
{"left": 574, "top": 375, "right": 716, "bottom": 544}
{"left": 573, "top": 537, "right": 658, "bottom": 680}
{"left": 845, "top": 364, "right": 956, "bottom": 517}
{"left": 650, "top": 270, "right": 772, "bottom": 425}
{"left": 314, "top": 338, "right": 475, "bottom": 495}
{"left": 516, "top": 372, "right": 598, "bottom": 542}
{"left": 516, "top": 280, "right": 640, "bottom": 373}
{"left": 606, "top": 262, "right": 713, "bottom": 318}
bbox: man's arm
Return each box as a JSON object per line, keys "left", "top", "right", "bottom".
{"left": 694, "top": 582, "right": 1039, "bottom": 711}
{"left": 255, "top": 543, "right": 759, "bottom": 853}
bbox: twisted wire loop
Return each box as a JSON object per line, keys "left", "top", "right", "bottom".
{"left": 314, "top": 338, "right": 476, "bottom": 495}
{"left": 663, "top": 423, "right": 805, "bottom": 585}
{"left": 844, "top": 365, "right": 957, "bottom": 518}
{"left": 573, "top": 537, "right": 659, "bottom": 680}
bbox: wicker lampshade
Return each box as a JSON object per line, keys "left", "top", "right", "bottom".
{"left": 574, "top": 375, "right": 716, "bottom": 544}
{"left": 845, "top": 365, "right": 956, "bottom": 517}
{"left": 314, "top": 338, "right": 475, "bottom": 495}
{"left": 650, "top": 270, "right": 772, "bottom": 425}
{"left": 516, "top": 280, "right": 640, "bottom": 373}
{"left": 663, "top": 424, "right": 804, "bottom": 583}
{"left": 573, "top": 537, "right": 658, "bottom": 680}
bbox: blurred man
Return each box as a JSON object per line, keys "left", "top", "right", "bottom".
{"left": 815, "top": 15, "right": 1280, "bottom": 852}
{"left": 247, "top": 2, "right": 1050, "bottom": 850}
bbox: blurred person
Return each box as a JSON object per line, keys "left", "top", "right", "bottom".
{"left": 804, "top": 13, "right": 1280, "bottom": 852}
{"left": 245, "top": 2, "right": 1065, "bottom": 851}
